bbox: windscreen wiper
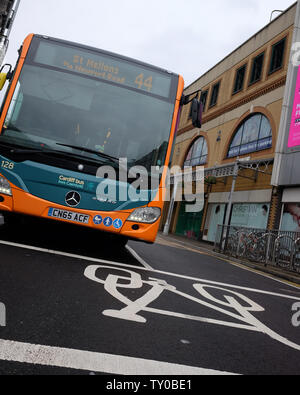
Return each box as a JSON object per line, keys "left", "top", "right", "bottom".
{"left": 0, "top": 143, "right": 49, "bottom": 155}
{"left": 56, "top": 143, "right": 120, "bottom": 164}
{"left": 6, "top": 146, "right": 106, "bottom": 165}
{"left": 9, "top": 147, "right": 46, "bottom": 154}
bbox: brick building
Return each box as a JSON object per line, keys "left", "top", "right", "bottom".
{"left": 161, "top": 2, "right": 297, "bottom": 242}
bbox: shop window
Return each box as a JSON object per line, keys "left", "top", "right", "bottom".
{"left": 233, "top": 65, "right": 246, "bottom": 94}
{"left": 227, "top": 113, "right": 272, "bottom": 158}
{"left": 269, "top": 38, "right": 286, "bottom": 74}
{"left": 249, "top": 52, "right": 264, "bottom": 85}
{"left": 231, "top": 203, "right": 270, "bottom": 229}
{"left": 281, "top": 203, "right": 300, "bottom": 232}
{"left": 204, "top": 204, "right": 226, "bottom": 242}
{"left": 184, "top": 137, "right": 208, "bottom": 167}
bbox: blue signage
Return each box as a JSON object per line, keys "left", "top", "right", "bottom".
{"left": 93, "top": 215, "right": 103, "bottom": 225}
{"left": 113, "top": 219, "right": 123, "bottom": 229}
{"left": 228, "top": 137, "right": 272, "bottom": 158}
{"left": 103, "top": 217, "right": 113, "bottom": 227}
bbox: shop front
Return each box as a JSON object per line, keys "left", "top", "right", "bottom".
{"left": 202, "top": 189, "right": 272, "bottom": 242}
{"left": 175, "top": 201, "right": 203, "bottom": 240}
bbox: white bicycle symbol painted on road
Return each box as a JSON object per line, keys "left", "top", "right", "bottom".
{"left": 84, "top": 265, "right": 300, "bottom": 352}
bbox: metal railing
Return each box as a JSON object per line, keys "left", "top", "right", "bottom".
{"left": 214, "top": 225, "right": 300, "bottom": 273}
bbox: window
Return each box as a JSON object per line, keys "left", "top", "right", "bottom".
{"left": 188, "top": 93, "right": 200, "bottom": 119}
{"left": 209, "top": 82, "right": 220, "bottom": 108}
{"left": 269, "top": 38, "right": 286, "bottom": 74}
{"left": 188, "top": 103, "right": 193, "bottom": 119}
{"left": 189, "top": 90, "right": 208, "bottom": 119}
{"left": 227, "top": 113, "right": 272, "bottom": 158}
{"left": 233, "top": 65, "right": 246, "bottom": 94}
{"left": 184, "top": 137, "right": 208, "bottom": 166}
{"left": 200, "top": 90, "right": 208, "bottom": 112}
{"left": 249, "top": 53, "right": 264, "bottom": 85}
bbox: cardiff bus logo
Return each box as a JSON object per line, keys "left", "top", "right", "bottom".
{"left": 0, "top": 302, "right": 6, "bottom": 327}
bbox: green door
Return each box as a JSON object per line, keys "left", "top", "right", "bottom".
{"left": 175, "top": 202, "right": 203, "bottom": 240}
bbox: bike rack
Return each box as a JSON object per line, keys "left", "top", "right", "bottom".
{"left": 273, "top": 235, "right": 295, "bottom": 269}
{"left": 290, "top": 238, "right": 300, "bottom": 271}
{"left": 216, "top": 225, "right": 300, "bottom": 274}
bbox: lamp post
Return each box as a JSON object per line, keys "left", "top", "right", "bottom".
{"left": 223, "top": 161, "right": 239, "bottom": 230}
{"left": 221, "top": 158, "right": 251, "bottom": 250}
{"left": 163, "top": 176, "right": 180, "bottom": 236}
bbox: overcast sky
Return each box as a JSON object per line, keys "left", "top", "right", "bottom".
{"left": 2, "top": 0, "right": 297, "bottom": 87}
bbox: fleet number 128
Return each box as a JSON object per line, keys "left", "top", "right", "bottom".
{"left": 1, "top": 160, "right": 14, "bottom": 170}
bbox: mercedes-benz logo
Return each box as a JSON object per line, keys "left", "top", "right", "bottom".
{"left": 65, "top": 191, "right": 81, "bottom": 207}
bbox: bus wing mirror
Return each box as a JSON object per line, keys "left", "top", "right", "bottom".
{"left": 0, "top": 64, "right": 13, "bottom": 88}
{"left": 191, "top": 98, "right": 203, "bottom": 128}
{"left": 0, "top": 73, "right": 7, "bottom": 91}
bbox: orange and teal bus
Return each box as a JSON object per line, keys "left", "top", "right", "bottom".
{"left": 0, "top": 34, "right": 200, "bottom": 244}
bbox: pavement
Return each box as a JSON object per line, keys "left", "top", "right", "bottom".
{"left": 157, "top": 232, "right": 300, "bottom": 287}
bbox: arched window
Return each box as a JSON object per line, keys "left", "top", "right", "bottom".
{"left": 184, "top": 137, "right": 208, "bottom": 167}
{"left": 227, "top": 113, "right": 272, "bottom": 158}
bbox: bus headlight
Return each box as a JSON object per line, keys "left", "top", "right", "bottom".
{"left": 0, "top": 176, "right": 12, "bottom": 196}
{"left": 128, "top": 207, "right": 161, "bottom": 224}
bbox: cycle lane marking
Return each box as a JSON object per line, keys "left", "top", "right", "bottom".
{"left": 0, "top": 238, "right": 300, "bottom": 372}
{"left": 0, "top": 240, "right": 239, "bottom": 375}
{"left": 84, "top": 265, "right": 300, "bottom": 352}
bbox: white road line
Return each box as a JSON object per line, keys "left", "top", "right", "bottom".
{"left": 0, "top": 239, "right": 147, "bottom": 269}
{"left": 0, "top": 338, "right": 238, "bottom": 375}
{"left": 0, "top": 239, "right": 299, "bottom": 299}
{"left": 125, "top": 245, "right": 153, "bottom": 269}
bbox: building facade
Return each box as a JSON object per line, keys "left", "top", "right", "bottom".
{"left": 161, "top": 3, "right": 297, "bottom": 242}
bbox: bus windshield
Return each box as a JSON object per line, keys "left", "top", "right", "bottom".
{"left": 0, "top": 37, "right": 177, "bottom": 172}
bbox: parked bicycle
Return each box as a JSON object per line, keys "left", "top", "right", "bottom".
{"left": 215, "top": 225, "right": 300, "bottom": 275}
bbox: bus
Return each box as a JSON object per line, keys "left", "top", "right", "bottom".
{"left": 0, "top": 34, "right": 200, "bottom": 245}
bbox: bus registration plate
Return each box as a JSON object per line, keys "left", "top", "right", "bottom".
{"left": 48, "top": 208, "right": 90, "bottom": 224}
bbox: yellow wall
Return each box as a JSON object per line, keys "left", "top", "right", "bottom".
{"left": 165, "top": 4, "right": 297, "bottom": 236}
